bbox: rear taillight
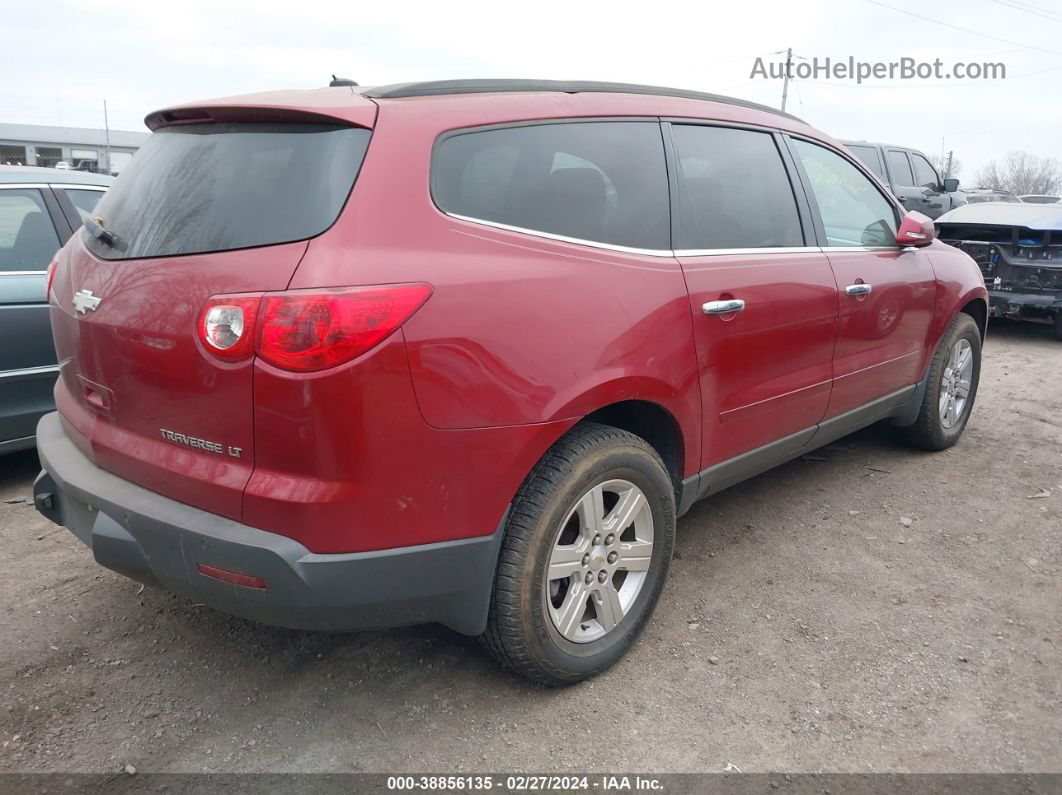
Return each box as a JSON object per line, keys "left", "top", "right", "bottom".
{"left": 196, "top": 284, "right": 432, "bottom": 372}
{"left": 45, "top": 256, "right": 59, "bottom": 299}
{"left": 257, "top": 285, "right": 432, "bottom": 372}
{"left": 197, "top": 295, "right": 260, "bottom": 361}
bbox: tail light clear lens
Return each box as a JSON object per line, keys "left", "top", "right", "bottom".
{"left": 197, "top": 295, "right": 260, "bottom": 361}
{"left": 196, "top": 284, "right": 432, "bottom": 372}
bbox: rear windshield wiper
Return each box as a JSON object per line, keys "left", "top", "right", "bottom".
{"left": 84, "top": 216, "right": 117, "bottom": 247}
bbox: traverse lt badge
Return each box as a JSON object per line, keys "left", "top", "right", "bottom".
{"left": 73, "top": 290, "right": 102, "bottom": 314}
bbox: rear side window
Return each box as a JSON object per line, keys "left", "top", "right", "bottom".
{"left": 432, "top": 121, "right": 669, "bottom": 250}
{"left": 672, "top": 125, "right": 804, "bottom": 250}
{"left": 846, "top": 144, "right": 885, "bottom": 181}
{"left": 0, "top": 188, "right": 60, "bottom": 272}
{"left": 886, "top": 150, "right": 915, "bottom": 186}
{"left": 86, "top": 123, "right": 371, "bottom": 260}
{"left": 792, "top": 139, "right": 898, "bottom": 247}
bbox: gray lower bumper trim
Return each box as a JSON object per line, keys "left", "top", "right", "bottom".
{"left": 33, "top": 413, "right": 503, "bottom": 635}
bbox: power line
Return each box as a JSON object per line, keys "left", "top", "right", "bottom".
{"left": 990, "top": 0, "right": 1062, "bottom": 23}
{"left": 861, "top": 0, "right": 1062, "bottom": 56}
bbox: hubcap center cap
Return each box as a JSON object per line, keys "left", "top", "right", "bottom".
{"left": 589, "top": 546, "right": 608, "bottom": 570}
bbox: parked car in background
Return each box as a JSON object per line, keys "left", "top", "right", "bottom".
{"left": 0, "top": 166, "right": 111, "bottom": 452}
{"left": 841, "top": 140, "right": 965, "bottom": 219}
{"left": 34, "top": 80, "right": 986, "bottom": 684}
{"left": 937, "top": 202, "right": 1062, "bottom": 340}
{"left": 964, "top": 188, "right": 1022, "bottom": 204}
{"left": 1019, "top": 195, "right": 1060, "bottom": 205}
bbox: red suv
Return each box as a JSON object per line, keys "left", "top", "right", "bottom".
{"left": 34, "top": 80, "right": 987, "bottom": 685}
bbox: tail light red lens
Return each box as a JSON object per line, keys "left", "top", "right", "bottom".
{"left": 257, "top": 284, "right": 433, "bottom": 372}
{"left": 197, "top": 295, "right": 260, "bottom": 361}
{"left": 197, "top": 284, "right": 432, "bottom": 372}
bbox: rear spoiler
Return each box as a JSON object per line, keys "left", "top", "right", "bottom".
{"left": 146, "top": 90, "right": 378, "bottom": 131}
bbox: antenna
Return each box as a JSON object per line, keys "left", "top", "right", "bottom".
{"left": 329, "top": 75, "right": 359, "bottom": 87}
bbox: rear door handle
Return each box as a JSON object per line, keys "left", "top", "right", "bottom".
{"left": 702, "top": 299, "right": 745, "bottom": 315}
{"left": 845, "top": 284, "right": 872, "bottom": 296}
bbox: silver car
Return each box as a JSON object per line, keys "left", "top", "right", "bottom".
{"left": 0, "top": 166, "right": 111, "bottom": 453}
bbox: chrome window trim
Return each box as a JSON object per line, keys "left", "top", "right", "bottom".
{"left": 0, "top": 364, "right": 60, "bottom": 381}
{"left": 447, "top": 213, "right": 895, "bottom": 258}
{"left": 0, "top": 270, "right": 48, "bottom": 276}
{"left": 51, "top": 184, "right": 108, "bottom": 192}
{"left": 675, "top": 246, "right": 822, "bottom": 257}
{"left": 822, "top": 245, "right": 903, "bottom": 252}
{"left": 0, "top": 183, "right": 108, "bottom": 191}
{"left": 446, "top": 213, "right": 676, "bottom": 258}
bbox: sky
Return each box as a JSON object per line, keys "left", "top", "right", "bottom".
{"left": 3, "top": 0, "right": 1060, "bottom": 183}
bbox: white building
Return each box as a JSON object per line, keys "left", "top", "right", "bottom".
{"left": 0, "top": 122, "right": 149, "bottom": 175}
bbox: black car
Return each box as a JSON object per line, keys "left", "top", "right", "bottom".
{"left": 0, "top": 166, "right": 111, "bottom": 453}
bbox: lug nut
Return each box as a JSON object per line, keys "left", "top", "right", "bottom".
{"left": 608, "top": 551, "right": 618, "bottom": 564}
{"left": 592, "top": 535, "right": 601, "bottom": 546}
{"left": 584, "top": 571, "right": 594, "bottom": 585}
{"left": 605, "top": 534, "right": 615, "bottom": 546}
{"left": 582, "top": 553, "right": 590, "bottom": 566}
{"left": 598, "top": 570, "right": 608, "bottom": 583}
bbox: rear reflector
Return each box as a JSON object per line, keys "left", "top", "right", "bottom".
{"left": 197, "top": 563, "right": 267, "bottom": 589}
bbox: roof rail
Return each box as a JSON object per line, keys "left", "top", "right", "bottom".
{"left": 362, "top": 79, "right": 804, "bottom": 122}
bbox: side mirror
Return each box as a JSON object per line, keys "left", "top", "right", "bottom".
{"left": 896, "top": 210, "right": 935, "bottom": 247}
{"left": 942, "top": 178, "right": 960, "bottom": 193}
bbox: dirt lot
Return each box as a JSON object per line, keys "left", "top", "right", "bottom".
{"left": 1, "top": 320, "right": 1059, "bottom": 774}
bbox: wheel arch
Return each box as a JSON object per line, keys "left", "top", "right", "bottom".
{"left": 959, "top": 295, "right": 988, "bottom": 340}
{"left": 581, "top": 399, "right": 687, "bottom": 500}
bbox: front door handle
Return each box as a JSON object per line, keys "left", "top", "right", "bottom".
{"left": 703, "top": 299, "right": 746, "bottom": 315}
{"left": 845, "top": 284, "right": 872, "bottom": 296}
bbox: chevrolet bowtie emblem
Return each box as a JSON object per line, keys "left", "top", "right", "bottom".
{"left": 74, "top": 289, "right": 102, "bottom": 314}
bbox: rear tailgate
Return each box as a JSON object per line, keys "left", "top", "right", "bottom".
{"left": 50, "top": 105, "right": 373, "bottom": 520}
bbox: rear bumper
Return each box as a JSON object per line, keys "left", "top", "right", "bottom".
{"left": 33, "top": 412, "right": 503, "bottom": 635}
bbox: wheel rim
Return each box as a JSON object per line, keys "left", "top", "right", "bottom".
{"left": 939, "top": 338, "right": 973, "bottom": 429}
{"left": 545, "top": 479, "right": 654, "bottom": 643}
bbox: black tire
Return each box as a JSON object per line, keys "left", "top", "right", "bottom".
{"left": 1054, "top": 312, "right": 1062, "bottom": 342}
{"left": 480, "top": 422, "right": 675, "bottom": 686}
{"left": 901, "top": 313, "right": 981, "bottom": 451}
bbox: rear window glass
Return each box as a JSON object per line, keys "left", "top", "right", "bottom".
{"left": 85, "top": 123, "right": 370, "bottom": 260}
{"left": 432, "top": 121, "right": 669, "bottom": 250}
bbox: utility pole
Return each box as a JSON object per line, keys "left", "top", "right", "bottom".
{"left": 945, "top": 150, "right": 954, "bottom": 180}
{"left": 780, "top": 47, "right": 793, "bottom": 113}
{"left": 103, "top": 99, "right": 111, "bottom": 175}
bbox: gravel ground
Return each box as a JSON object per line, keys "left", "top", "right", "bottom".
{"left": 1, "top": 319, "right": 1059, "bottom": 774}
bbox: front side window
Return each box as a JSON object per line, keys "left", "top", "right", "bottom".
{"left": 0, "top": 189, "right": 60, "bottom": 272}
{"left": 671, "top": 125, "right": 804, "bottom": 250}
{"left": 432, "top": 121, "right": 669, "bottom": 250}
{"left": 792, "top": 140, "right": 898, "bottom": 248}
{"left": 910, "top": 154, "right": 940, "bottom": 191}
{"left": 886, "top": 150, "right": 915, "bottom": 186}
